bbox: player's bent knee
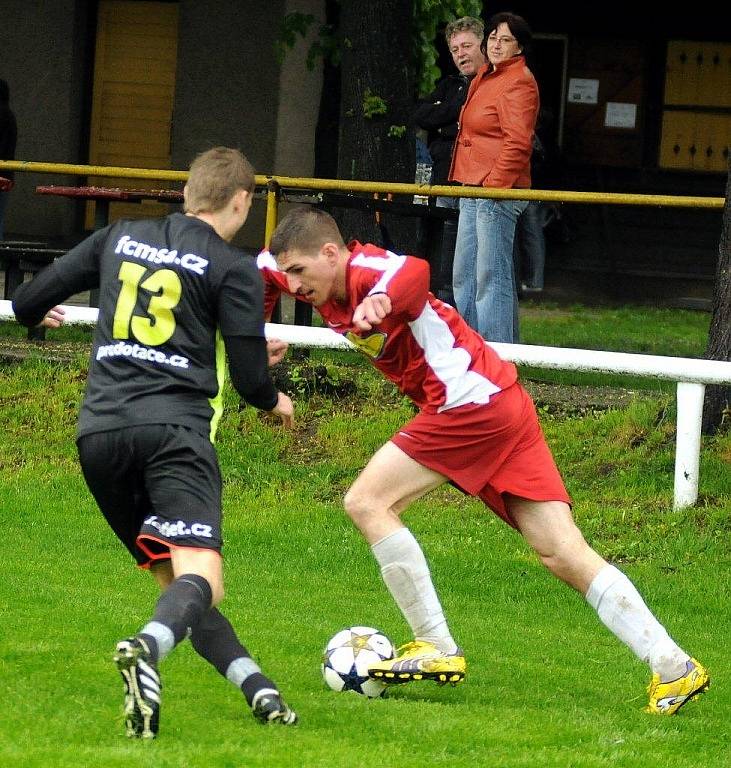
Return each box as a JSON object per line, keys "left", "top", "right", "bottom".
{"left": 343, "top": 487, "right": 383, "bottom": 530}
{"left": 538, "top": 551, "right": 569, "bottom": 577}
{"left": 210, "top": 583, "right": 224, "bottom": 607}
{"left": 538, "top": 544, "right": 600, "bottom": 592}
{"left": 343, "top": 486, "right": 367, "bottom": 521}
{"left": 170, "top": 547, "right": 224, "bottom": 605}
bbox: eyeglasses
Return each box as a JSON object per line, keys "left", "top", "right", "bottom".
{"left": 487, "top": 34, "right": 517, "bottom": 45}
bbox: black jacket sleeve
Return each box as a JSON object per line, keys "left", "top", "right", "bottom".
{"left": 12, "top": 227, "right": 106, "bottom": 326}
{"left": 12, "top": 262, "right": 74, "bottom": 327}
{"left": 411, "top": 77, "right": 465, "bottom": 132}
{"left": 224, "top": 335, "right": 279, "bottom": 411}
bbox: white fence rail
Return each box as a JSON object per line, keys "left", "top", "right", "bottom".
{"left": 2, "top": 299, "right": 730, "bottom": 510}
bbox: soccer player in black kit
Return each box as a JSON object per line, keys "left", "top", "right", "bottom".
{"left": 12, "top": 147, "right": 298, "bottom": 737}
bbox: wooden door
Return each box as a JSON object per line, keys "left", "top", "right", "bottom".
{"left": 87, "top": 0, "right": 179, "bottom": 226}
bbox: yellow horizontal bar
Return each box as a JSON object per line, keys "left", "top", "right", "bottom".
{"left": 0, "top": 159, "right": 189, "bottom": 182}
{"left": 0, "top": 159, "right": 725, "bottom": 209}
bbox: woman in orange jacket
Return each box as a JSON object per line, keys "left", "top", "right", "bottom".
{"left": 449, "top": 12, "right": 539, "bottom": 343}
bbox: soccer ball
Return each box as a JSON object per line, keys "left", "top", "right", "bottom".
{"left": 321, "top": 626, "right": 395, "bottom": 698}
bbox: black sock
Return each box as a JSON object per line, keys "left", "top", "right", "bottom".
{"left": 241, "top": 673, "right": 276, "bottom": 707}
{"left": 137, "top": 633, "right": 160, "bottom": 661}
{"left": 190, "top": 607, "right": 276, "bottom": 705}
{"left": 140, "top": 573, "right": 212, "bottom": 661}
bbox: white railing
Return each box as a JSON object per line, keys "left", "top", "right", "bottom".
{"left": 2, "top": 299, "right": 730, "bottom": 510}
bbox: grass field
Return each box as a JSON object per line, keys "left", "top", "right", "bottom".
{"left": 0, "top": 305, "right": 729, "bottom": 768}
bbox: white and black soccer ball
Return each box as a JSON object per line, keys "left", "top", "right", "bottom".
{"left": 321, "top": 626, "right": 395, "bottom": 698}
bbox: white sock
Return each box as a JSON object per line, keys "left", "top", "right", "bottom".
{"left": 585, "top": 564, "right": 690, "bottom": 681}
{"left": 225, "top": 657, "right": 262, "bottom": 687}
{"left": 371, "top": 527, "right": 458, "bottom": 654}
{"left": 139, "top": 620, "right": 175, "bottom": 661}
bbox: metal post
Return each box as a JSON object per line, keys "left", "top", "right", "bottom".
{"left": 265, "top": 180, "right": 281, "bottom": 323}
{"left": 673, "top": 381, "right": 706, "bottom": 509}
{"left": 264, "top": 180, "right": 280, "bottom": 247}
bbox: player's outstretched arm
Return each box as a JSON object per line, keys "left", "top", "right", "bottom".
{"left": 352, "top": 293, "right": 392, "bottom": 331}
{"left": 226, "top": 335, "right": 296, "bottom": 427}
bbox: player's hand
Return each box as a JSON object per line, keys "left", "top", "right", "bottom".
{"left": 352, "top": 293, "right": 392, "bottom": 331}
{"left": 41, "top": 305, "right": 65, "bottom": 329}
{"left": 270, "top": 391, "right": 295, "bottom": 428}
{"left": 266, "top": 338, "right": 288, "bottom": 367}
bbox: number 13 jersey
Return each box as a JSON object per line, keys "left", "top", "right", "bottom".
{"left": 14, "top": 213, "right": 265, "bottom": 440}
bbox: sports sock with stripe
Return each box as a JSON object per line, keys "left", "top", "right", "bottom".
{"left": 190, "top": 607, "right": 277, "bottom": 706}
{"left": 139, "top": 573, "right": 212, "bottom": 663}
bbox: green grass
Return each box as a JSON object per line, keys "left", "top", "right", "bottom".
{"left": 519, "top": 302, "right": 710, "bottom": 358}
{"left": 0, "top": 304, "right": 729, "bottom": 767}
{"left": 517, "top": 302, "right": 712, "bottom": 390}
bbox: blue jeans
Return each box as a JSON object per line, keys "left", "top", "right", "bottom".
{"left": 453, "top": 196, "right": 528, "bottom": 343}
{"left": 513, "top": 200, "right": 547, "bottom": 290}
{"left": 434, "top": 195, "right": 459, "bottom": 305}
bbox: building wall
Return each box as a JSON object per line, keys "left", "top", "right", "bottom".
{"left": 0, "top": 0, "right": 93, "bottom": 239}
{"left": 0, "top": 0, "right": 725, "bottom": 276}
{"left": 1, "top": 0, "right": 324, "bottom": 249}
{"left": 172, "top": 0, "right": 323, "bottom": 248}
{"left": 272, "top": 0, "right": 324, "bottom": 178}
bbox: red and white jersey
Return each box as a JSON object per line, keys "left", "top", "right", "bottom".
{"left": 257, "top": 242, "right": 517, "bottom": 413}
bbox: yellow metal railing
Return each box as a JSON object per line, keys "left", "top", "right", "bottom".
{"left": 0, "top": 159, "right": 726, "bottom": 246}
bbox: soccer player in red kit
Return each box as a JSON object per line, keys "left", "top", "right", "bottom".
{"left": 258, "top": 206, "right": 709, "bottom": 715}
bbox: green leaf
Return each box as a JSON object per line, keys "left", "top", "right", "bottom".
{"left": 362, "top": 89, "right": 388, "bottom": 119}
{"left": 387, "top": 124, "right": 407, "bottom": 138}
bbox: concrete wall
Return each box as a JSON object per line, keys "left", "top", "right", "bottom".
{"left": 1, "top": 0, "right": 324, "bottom": 249}
{"left": 172, "top": 0, "right": 285, "bottom": 250}
{"left": 267, "top": 0, "right": 325, "bottom": 248}
{"left": 0, "top": 0, "right": 93, "bottom": 240}
{"left": 172, "top": 0, "right": 323, "bottom": 249}
{"left": 172, "top": 0, "right": 284, "bottom": 170}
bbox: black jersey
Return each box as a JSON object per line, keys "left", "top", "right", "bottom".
{"left": 14, "top": 213, "right": 266, "bottom": 440}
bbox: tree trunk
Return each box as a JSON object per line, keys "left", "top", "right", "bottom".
{"left": 701, "top": 160, "right": 731, "bottom": 434}
{"left": 313, "top": 0, "right": 341, "bottom": 180}
{"left": 335, "top": 0, "right": 418, "bottom": 252}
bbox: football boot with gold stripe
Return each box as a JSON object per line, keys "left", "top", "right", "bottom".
{"left": 367, "top": 640, "right": 466, "bottom": 686}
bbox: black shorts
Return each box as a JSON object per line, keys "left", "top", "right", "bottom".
{"left": 77, "top": 423, "right": 222, "bottom": 568}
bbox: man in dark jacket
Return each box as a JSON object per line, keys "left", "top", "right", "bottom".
{"left": 412, "top": 17, "right": 485, "bottom": 304}
{"left": 0, "top": 78, "right": 18, "bottom": 240}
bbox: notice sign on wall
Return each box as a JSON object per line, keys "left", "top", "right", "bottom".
{"left": 567, "top": 78, "right": 599, "bottom": 104}
{"left": 604, "top": 102, "right": 637, "bottom": 129}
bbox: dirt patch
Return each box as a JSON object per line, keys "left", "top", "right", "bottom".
{"left": 0, "top": 338, "right": 90, "bottom": 365}
{"left": 522, "top": 379, "right": 638, "bottom": 417}
{"left": 269, "top": 358, "right": 639, "bottom": 418}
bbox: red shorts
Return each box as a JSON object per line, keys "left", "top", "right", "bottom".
{"left": 390, "top": 383, "right": 570, "bottom": 527}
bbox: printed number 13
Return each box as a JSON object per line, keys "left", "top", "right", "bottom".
{"left": 113, "top": 261, "right": 182, "bottom": 345}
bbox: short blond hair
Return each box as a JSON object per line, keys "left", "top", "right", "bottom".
{"left": 184, "top": 146, "right": 256, "bottom": 214}
{"left": 444, "top": 16, "right": 484, "bottom": 45}
{"left": 269, "top": 207, "right": 345, "bottom": 256}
